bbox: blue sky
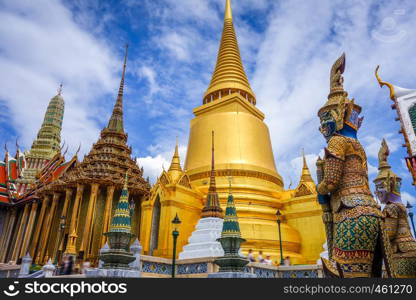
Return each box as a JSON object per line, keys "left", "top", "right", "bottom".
{"left": 0, "top": 0, "right": 416, "bottom": 213}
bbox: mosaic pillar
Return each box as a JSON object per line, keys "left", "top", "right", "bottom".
{"left": 65, "top": 184, "right": 84, "bottom": 256}
{"left": 0, "top": 209, "right": 12, "bottom": 260}
{"left": 30, "top": 196, "right": 50, "bottom": 259}
{"left": 10, "top": 203, "right": 30, "bottom": 262}
{"left": 19, "top": 201, "right": 39, "bottom": 259}
{"left": 58, "top": 188, "right": 73, "bottom": 252}
{"left": 100, "top": 185, "right": 115, "bottom": 248}
{"left": 38, "top": 193, "right": 59, "bottom": 264}
{"left": 80, "top": 183, "right": 99, "bottom": 257}
{"left": 0, "top": 208, "right": 17, "bottom": 263}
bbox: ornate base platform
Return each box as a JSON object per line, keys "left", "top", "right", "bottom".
{"left": 85, "top": 268, "right": 141, "bottom": 278}
{"left": 208, "top": 272, "right": 257, "bottom": 278}
{"left": 179, "top": 217, "right": 224, "bottom": 259}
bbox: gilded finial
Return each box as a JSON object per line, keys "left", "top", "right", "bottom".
{"left": 57, "top": 83, "right": 63, "bottom": 96}
{"left": 302, "top": 148, "right": 307, "bottom": 168}
{"left": 168, "top": 136, "right": 182, "bottom": 174}
{"left": 375, "top": 65, "right": 396, "bottom": 101}
{"left": 378, "top": 138, "right": 390, "bottom": 168}
{"left": 225, "top": 0, "right": 233, "bottom": 20}
{"left": 228, "top": 174, "right": 233, "bottom": 195}
{"left": 201, "top": 130, "right": 223, "bottom": 218}
{"left": 203, "top": 0, "right": 256, "bottom": 105}
{"left": 330, "top": 53, "right": 346, "bottom": 94}
{"left": 107, "top": 43, "right": 129, "bottom": 133}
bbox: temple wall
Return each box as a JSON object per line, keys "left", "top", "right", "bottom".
{"left": 284, "top": 194, "right": 326, "bottom": 264}
{"left": 141, "top": 184, "right": 202, "bottom": 258}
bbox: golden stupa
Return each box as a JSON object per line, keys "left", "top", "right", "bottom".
{"left": 140, "top": 0, "right": 325, "bottom": 264}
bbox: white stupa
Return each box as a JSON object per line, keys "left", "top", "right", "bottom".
{"left": 179, "top": 131, "right": 225, "bottom": 259}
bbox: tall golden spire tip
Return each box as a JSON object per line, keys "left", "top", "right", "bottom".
{"left": 225, "top": 0, "right": 233, "bottom": 20}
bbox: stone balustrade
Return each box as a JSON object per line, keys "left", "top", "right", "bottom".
{"left": 140, "top": 255, "right": 323, "bottom": 278}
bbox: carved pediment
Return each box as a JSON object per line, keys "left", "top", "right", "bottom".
{"left": 178, "top": 174, "right": 192, "bottom": 189}
{"left": 295, "top": 183, "right": 313, "bottom": 197}
{"left": 159, "top": 173, "right": 170, "bottom": 186}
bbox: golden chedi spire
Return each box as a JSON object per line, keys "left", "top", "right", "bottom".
{"left": 167, "top": 138, "right": 183, "bottom": 182}
{"left": 203, "top": 0, "right": 256, "bottom": 105}
{"left": 300, "top": 150, "right": 314, "bottom": 184}
{"left": 201, "top": 131, "right": 223, "bottom": 218}
{"left": 294, "top": 150, "right": 315, "bottom": 197}
{"left": 168, "top": 138, "right": 182, "bottom": 172}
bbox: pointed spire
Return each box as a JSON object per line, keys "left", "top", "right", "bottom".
{"left": 203, "top": 0, "right": 256, "bottom": 105}
{"left": 109, "top": 171, "right": 132, "bottom": 233}
{"left": 107, "top": 44, "right": 128, "bottom": 133}
{"left": 374, "top": 139, "right": 401, "bottom": 196}
{"left": 220, "top": 176, "right": 241, "bottom": 238}
{"left": 168, "top": 137, "right": 182, "bottom": 172}
{"left": 57, "top": 83, "right": 63, "bottom": 96}
{"left": 201, "top": 131, "right": 223, "bottom": 218}
{"left": 224, "top": 0, "right": 232, "bottom": 20}
{"left": 29, "top": 86, "right": 65, "bottom": 159}
{"left": 300, "top": 150, "right": 314, "bottom": 183}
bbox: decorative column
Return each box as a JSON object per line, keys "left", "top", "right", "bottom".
{"left": 65, "top": 184, "right": 84, "bottom": 257}
{"left": 0, "top": 208, "right": 17, "bottom": 263}
{"left": 100, "top": 185, "right": 115, "bottom": 248}
{"left": 58, "top": 188, "right": 73, "bottom": 253}
{"left": 80, "top": 183, "right": 99, "bottom": 258}
{"left": 11, "top": 204, "right": 30, "bottom": 262}
{"left": 30, "top": 196, "right": 50, "bottom": 259}
{"left": 0, "top": 210, "right": 12, "bottom": 259}
{"left": 38, "top": 192, "right": 60, "bottom": 263}
{"left": 19, "top": 201, "right": 39, "bottom": 259}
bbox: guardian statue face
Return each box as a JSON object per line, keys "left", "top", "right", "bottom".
{"left": 375, "top": 177, "right": 402, "bottom": 204}
{"left": 375, "top": 181, "right": 389, "bottom": 204}
{"left": 319, "top": 111, "right": 337, "bottom": 142}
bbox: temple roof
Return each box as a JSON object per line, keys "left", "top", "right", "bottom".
{"left": 203, "top": 0, "right": 256, "bottom": 105}
{"left": 47, "top": 46, "right": 149, "bottom": 195}
{"left": 167, "top": 139, "right": 183, "bottom": 183}
{"left": 29, "top": 85, "right": 65, "bottom": 160}
{"left": 294, "top": 152, "right": 316, "bottom": 197}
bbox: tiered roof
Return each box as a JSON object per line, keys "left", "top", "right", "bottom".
{"left": 50, "top": 45, "right": 149, "bottom": 195}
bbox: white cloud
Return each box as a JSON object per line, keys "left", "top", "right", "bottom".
{"left": 402, "top": 192, "right": 416, "bottom": 205}
{"left": 137, "top": 155, "right": 169, "bottom": 184}
{"left": 137, "top": 144, "right": 187, "bottom": 183}
{"left": 0, "top": 0, "right": 120, "bottom": 156}
{"left": 362, "top": 134, "right": 401, "bottom": 159}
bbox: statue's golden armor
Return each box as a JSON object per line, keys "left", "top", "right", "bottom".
{"left": 318, "top": 135, "right": 382, "bottom": 277}
{"left": 318, "top": 135, "right": 379, "bottom": 212}
{"left": 383, "top": 203, "right": 416, "bottom": 277}
{"left": 317, "top": 53, "right": 384, "bottom": 278}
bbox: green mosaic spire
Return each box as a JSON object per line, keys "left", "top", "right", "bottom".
{"left": 221, "top": 178, "right": 241, "bottom": 238}
{"left": 29, "top": 85, "right": 65, "bottom": 159}
{"left": 109, "top": 173, "right": 131, "bottom": 233}
{"left": 107, "top": 45, "right": 128, "bottom": 133}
